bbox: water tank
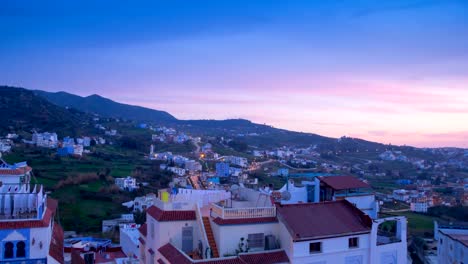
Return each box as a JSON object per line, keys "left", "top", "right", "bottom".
{"left": 161, "top": 191, "right": 169, "bottom": 202}
{"left": 265, "top": 235, "right": 277, "bottom": 250}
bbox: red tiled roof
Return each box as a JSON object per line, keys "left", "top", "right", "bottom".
{"left": 276, "top": 200, "right": 372, "bottom": 241}
{"left": 212, "top": 217, "right": 277, "bottom": 225}
{"left": 239, "top": 250, "right": 289, "bottom": 264}
{"left": 319, "top": 176, "right": 370, "bottom": 190}
{"left": 158, "top": 243, "right": 289, "bottom": 264}
{"left": 49, "top": 222, "right": 65, "bottom": 264}
{"left": 158, "top": 244, "right": 192, "bottom": 264}
{"left": 0, "top": 198, "right": 58, "bottom": 229}
{"left": 71, "top": 249, "right": 85, "bottom": 264}
{"left": 139, "top": 223, "right": 147, "bottom": 236}
{"left": 147, "top": 206, "right": 196, "bottom": 222}
{"left": 95, "top": 250, "right": 127, "bottom": 263}
{"left": 0, "top": 166, "right": 32, "bottom": 175}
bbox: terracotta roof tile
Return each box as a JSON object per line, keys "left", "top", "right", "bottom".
{"left": 147, "top": 206, "right": 196, "bottom": 222}
{"left": 0, "top": 166, "right": 32, "bottom": 175}
{"left": 276, "top": 200, "right": 372, "bottom": 241}
{"left": 239, "top": 250, "right": 289, "bottom": 264}
{"left": 49, "top": 222, "right": 64, "bottom": 264}
{"left": 319, "top": 176, "right": 370, "bottom": 190}
{"left": 212, "top": 217, "right": 277, "bottom": 225}
{"left": 158, "top": 244, "right": 192, "bottom": 264}
{"left": 158, "top": 243, "right": 289, "bottom": 264}
{"left": 139, "top": 223, "right": 147, "bottom": 236}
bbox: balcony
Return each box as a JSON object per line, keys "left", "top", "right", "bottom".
{"left": 377, "top": 230, "right": 402, "bottom": 245}
{"left": 211, "top": 203, "right": 276, "bottom": 219}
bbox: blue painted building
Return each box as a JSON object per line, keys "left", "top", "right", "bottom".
{"left": 0, "top": 184, "right": 63, "bottom": 264}
{"left": 57, "top": 146, "right": 74, "bottom": 156}
{"left": 216, "top": 162, "right": 230, "bottom": 177}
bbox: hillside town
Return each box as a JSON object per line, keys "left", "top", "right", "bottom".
{"left": 1, "top": 120, "right": 467, "bottom": 264}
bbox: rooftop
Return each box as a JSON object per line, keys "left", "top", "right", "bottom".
{"left": 0, "top": 161, "right": 32, "bottom": 176}
{"left": 276, "top": 200, "right": 372, "bottom": 241}
{"left": 147, "top": 205, "right": 196, "bottom": 222}
{"left": 318, "top": 175, "right": 370, "bottom": 190}
{"left": 158, "top": 243, "right": 289, "bottom": 264}
{"left": 440, "top": 230, "right": 468, "bottom": 247}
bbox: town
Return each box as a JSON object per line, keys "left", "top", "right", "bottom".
{"left": 0, "top": 109, "right": 466, "bottom": 263}
{"left": 1, "top": 1, "right": 467, "bottom": 263}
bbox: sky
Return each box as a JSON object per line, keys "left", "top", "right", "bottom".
{"left": 1, "top": 0, "right": 468, "bottom": 147}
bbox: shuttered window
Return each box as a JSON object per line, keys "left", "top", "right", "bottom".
{"left": 248, "top": 233, "right": 264, "bottom": 249}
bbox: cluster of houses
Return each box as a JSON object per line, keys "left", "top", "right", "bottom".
{"left": 151, "top": 126, "right": 192, "bottom": 144}
{"left": 21, "top": 132, "right": 108, "bottom": 157}
{"left": 2, "top": 153, "right": 467, "bottom": 263}
{"left": 0, "top": 134, "right": 16, "bottom": 153}
{"left": 113, "top": 175, "right": 410, "bottom": 264}
{"left": 389, "top": 178, "right": 468, "bottom": 212}
{"left": 151, "top": 148, "right": 203, "bottom": 177}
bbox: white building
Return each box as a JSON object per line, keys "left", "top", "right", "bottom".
{"left": 318, "top": 176, "right": 380, "bottom": 219}
{"left": 131, "top": 193, "right": 157, "bottom": 212}
{"left": 0, "top": 184, "right": 64, "bottom": 264}
{"left": 115, "top": 176, "right": 138, "bottom": 191}
{"left": 0, "top": 140, "right": 12, "bottom": 153}
{"left": 224, "top": 156, "right": 248, "bottom": 168}
{"left": 120, "top": 223, "right": 141, "bottom": 260}
{"left": 32, "top": 132, "right": 58, "bottom": 148}
{"left": 102, "top": 214, "right": 135, "bottom": 233}
{"left": 0, "top": 161, "right": 32, "bottom": 185}
{"left": 184, "top": 160, "right": 202, "bottom": 173}
{"left": 392, "top": 189, "right": 410, "bottom": 202}
{"left": 6, "top": 133, "right": 18, "bottom": 139}
{"left": 168, "top": 167, "right": 186, "bottom": 176}
{"left": 73, "top": 144, "right": 84, "bottom": 156}
{"left": 435, "top": 221, "right": 468, "bottom": 264}
{"left": 410, "top": 197, "right": 430, "bottom": 213}
{"left": 138, "top": 184, "right": 406, "bottom": 264}
{"left": 105, "top": 129, "right": 117, "bottom": 136}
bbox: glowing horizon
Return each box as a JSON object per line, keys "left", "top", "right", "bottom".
{"left": 1, "top": 1, "right": 467, "bottom": 148}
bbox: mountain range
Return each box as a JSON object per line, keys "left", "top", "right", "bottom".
{"left": 0, "top": 86, "right": 450, "bottom": 156}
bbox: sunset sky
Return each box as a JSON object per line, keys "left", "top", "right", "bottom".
{"left": 1, "top": 0, "right": 467, "bottom": 147}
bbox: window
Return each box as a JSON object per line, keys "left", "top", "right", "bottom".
{"left": 150, "top": 222, "right": 155, "bottom": 239}
{"left": 248, "top": 233, "right": 265, "bottom": 249}
{"left": 309, "top": 242, "right": 322, "bottom": 254}
{"left": 349, "top": 237, "right": 359, "bottom": 248}
{"left": 440, "top": 238, "right": 443, "bottom": 244}
{"left": 4, "top": 242, "right": 14, "bottom": 259}
{"left": 16, "top": 241, "right": 26, "bottom": 258}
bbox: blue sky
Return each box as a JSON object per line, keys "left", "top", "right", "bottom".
{"left": 1, "top": 0, "right": 468, "bottom": 147}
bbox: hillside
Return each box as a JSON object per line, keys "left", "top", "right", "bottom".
{"left": 34, "top": 90, "right": 176, "bottom": 123}
{"left": 1, "top": 86, "right": 446, "bottom": 161}
{"left": 0, "top": 86, "right": 94, "bottom": 137}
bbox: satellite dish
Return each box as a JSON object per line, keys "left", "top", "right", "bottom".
{"left": 281, "top": 191, "right": 291, "bottom": 201}
{"left": 230, "top": 184, "right": 239, "bottom": 191}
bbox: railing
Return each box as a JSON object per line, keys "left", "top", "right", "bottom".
{"left": 211, "top": 204, "right": 276, "bottom": 219}
{"left": 153, "top": 198, "right": 194, "bottom": 211}
{"left": 195, "top": 205, "right": 210, "bottom": 259}
{"left": 377, "top": 230, "right": 402, "bottom": 245}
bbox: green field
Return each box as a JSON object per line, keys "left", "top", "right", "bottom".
{"left": 383, "top": 211, "right": 439, "bottom": 237}
{"left": 2, "top": 144, "right": 165, "bottom": 234}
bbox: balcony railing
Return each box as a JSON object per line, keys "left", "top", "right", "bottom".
{"left": 211, "top": 204, "right": 276, "bottom": 219}
{"left": 377, "top": 230, "right": 402, "bottom": 245}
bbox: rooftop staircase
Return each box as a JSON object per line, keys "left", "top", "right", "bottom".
{"left": 202, "top": 217, "right": 219, "bottom": 258}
